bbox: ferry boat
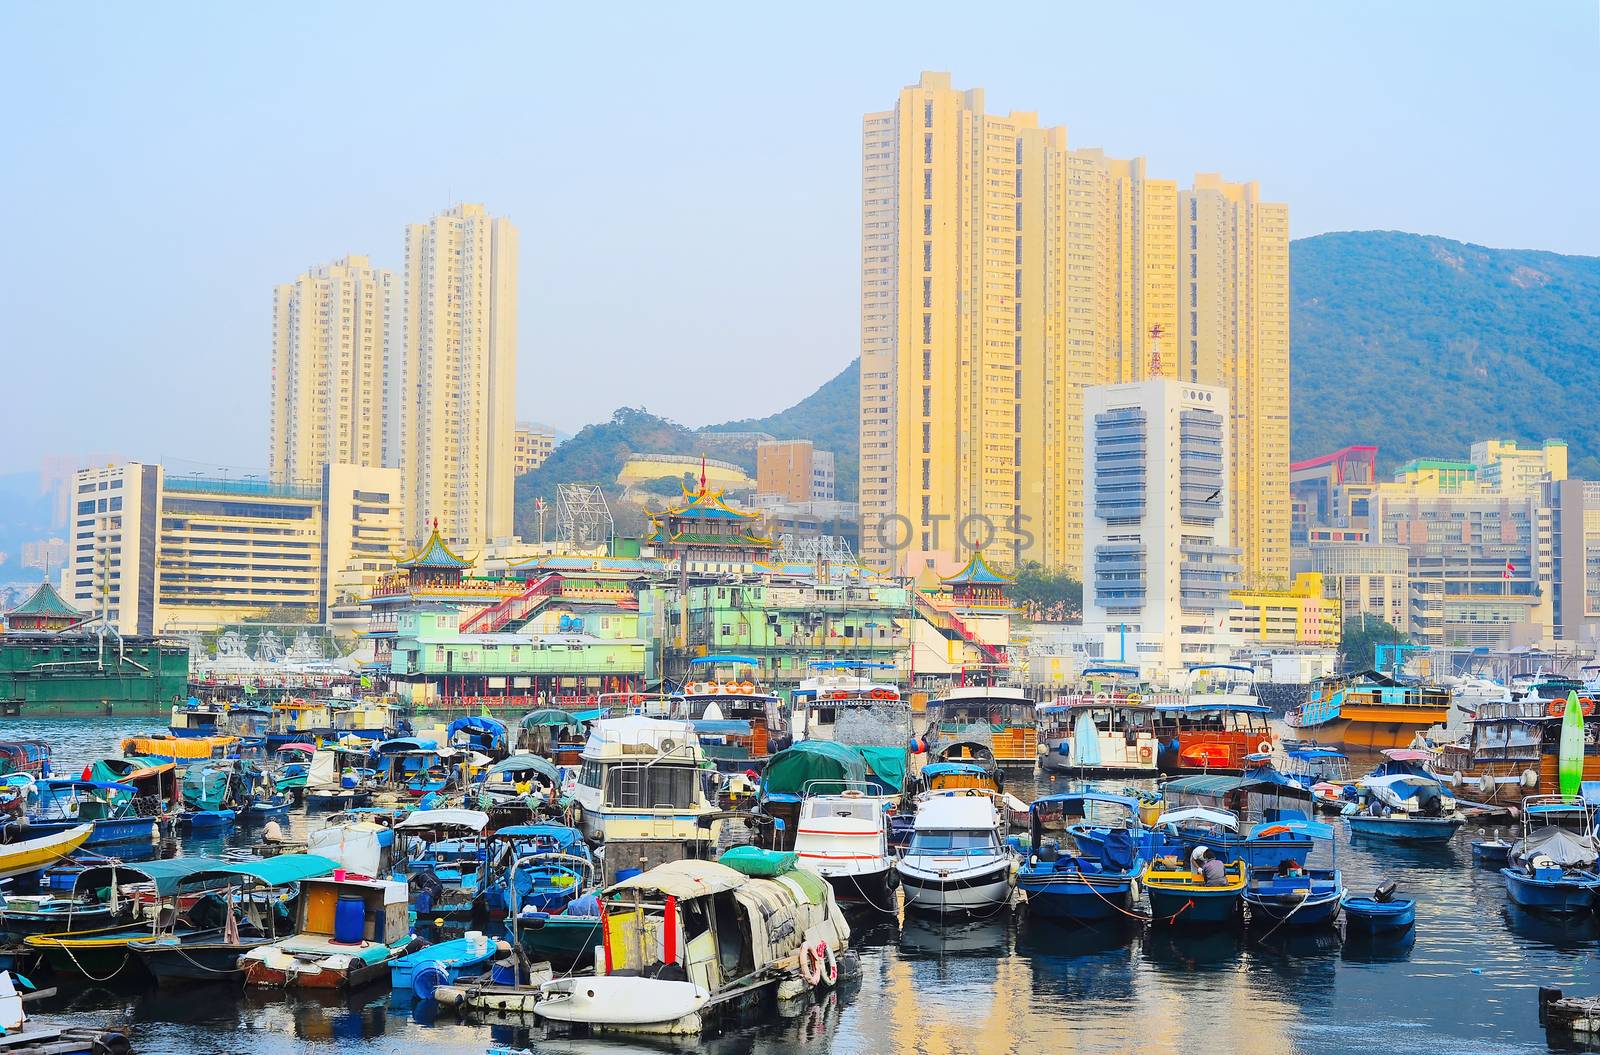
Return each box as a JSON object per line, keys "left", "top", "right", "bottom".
{"left": 1037, "top": 666, "right": 1165, "bottom": 777}
{"left": 791, "top": 662, "right": 910, "bottom": 747}
{"left": 1286, "top": 670, "right": 1450, "bottom": 751}
{"left": 1432, "top": 689, "right": 1594, "bottom": 802}
{"left": 922, "top": 686, "right": 1037, "bottom": 767}
{"left": 569, "top": 716, "right": 722, "bottom": 882}
{"left": 671, "top": 655, "right": 789, "bottom": 771}
{"left": 1153, "top": 664, "right": 1275, "bottom": 774}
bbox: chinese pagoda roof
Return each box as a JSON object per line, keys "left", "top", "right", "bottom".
{"left": 7, "top": 580, "right": 82, "bottom": 621}
{"left": 649, "top": 485, "right": 761, "bottom": 523}
{"left": 941, "top": 550, "right": 1013, "bottom": 586}
{"left": 397, "top": 524, "right": 472, "bottom": 570}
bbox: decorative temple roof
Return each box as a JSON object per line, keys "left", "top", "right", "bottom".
{"left": 941, "top": 550, "right": 1013, "bottom": 587}
{"left": 6, "top": 580, "right": 82, "bottom": 621}
{"left": 397, "top": 522, "right": 473, "bottom": 570}
{"left": 644, "top": 459, "right": 772, "bottom": 548}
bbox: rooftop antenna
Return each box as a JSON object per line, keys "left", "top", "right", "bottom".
{"left": 1148, "top": 323, "right": 1165, "bottom": 379}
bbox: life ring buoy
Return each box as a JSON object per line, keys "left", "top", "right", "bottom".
{"left": 1126, "top": 693, "right": 1142, "bottom": 706}
{"left": 1548, "top": 698, "right": 1596, "bottom": 717}
{"left": 1138, "top": 744, "right": 1153, "bottom": 762}
{"left": 1257, "top": 741, "right": 1272, "bottom": 755}
{"left": 801, "top": 943, "right": 823, "bottom": 985}
{"left": 817, "top": 942, "right": 838, "bottom": 987}
{"left": 737, "top": 681, "right": 756, "bottom": 695}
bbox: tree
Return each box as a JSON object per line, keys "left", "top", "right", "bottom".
{"left": 1009, "top": 562, "right": 1082, "bottom": 622}
{"left": 1340, "top": 614, "right": 1406, "bottom": 671}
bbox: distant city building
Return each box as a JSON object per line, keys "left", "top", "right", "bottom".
{"left": 748, "top": 494, "right": 860, "bottom": 551}
{"left": 1307, "top": 541, "right": 1410, "bottom": 634}
{"left": 1080, "top": 380, "right": 1241, "bottom": 673}
{"left": 67, "top": 461, "right": 402, "bottom": 633}
{"left": 1289, "top": 445, "right": 1378, "bottom": 543}
{"left": 19, "top": 538, "right": 67, "bottom": 574}
{"left": 1543, "top": 478, "right": 1600, "bottom": 646}
{"left": 1472, "top": 438, "right": 1567, "bottom": 496}
{"left": 512, "top": 423, "right": 557, "bottom": 477}
{"left": 1228, "top": 572, "right": 1342, "bottom": 646}
{"left": 756, "top": 440, "right": 835, "bottom": 502}
{"left": 270, "top": 255, "right": 395, "bottom": 485}
{"left": 401, "top": 203, "right": 518, "bottom": 548}
{"left": 858, "top": 71, "right": 1289, "bottom": 585}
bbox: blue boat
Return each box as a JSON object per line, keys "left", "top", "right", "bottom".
{"left": 179, "top": 808, "right": 236, "bottom": 829}
{"left": 1345, "top": 753, "right": 1466, "bottom": 843}
{"left": 1017, "top": 793, "right": 1144, "bottom": 922}
{"left": 1242, "top": 818, "right": 1344, "bottom": 928}
{"left": 1342, "top": 884, "right": 1416, "bottom": 933}
{"left": 25, "top": 779, "right": 157, "bottom": 847}
{"left": 495, "top": 825, "right": 601, "bottom": 968}
{"left": 390, "top": 935, "right": 499, "bottom": 998}
{"left": 1501, "top": 797, "right": 1600, "bottom": 913}
{"left": 1472, "top": 839, "right": 1513, "bottom": 867}
{"left": 1142, "top": 854, "right": 1246, "bottom": 926}
{"left": 446, "top": 716, "right": 509, "bottom": 759}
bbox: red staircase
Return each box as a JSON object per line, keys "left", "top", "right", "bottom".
{"left": 914, "top": 594, "right": 1009, "bottom": 668}
{"left": 460, "top": 574, "right": 563, "bottom": 634}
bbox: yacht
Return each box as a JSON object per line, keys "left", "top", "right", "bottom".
{"left": 792, "top": 788, "right": 898, "bottom": 905}
{"left": 896, "top": 794, "right": 1013, "bottom": 914}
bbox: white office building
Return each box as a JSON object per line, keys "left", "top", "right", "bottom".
{"left": 1081, "top": 380, "right": 1242, "bottom": 676}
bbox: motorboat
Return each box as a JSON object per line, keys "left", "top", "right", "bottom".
{"left": 1016, "top": 792, "right": 1144, "bottom": 922}
{"left": 1501, "top": 797, "right": 1600, "bottom": 913}
{"left": 1036, "top": 695, "right": 1159, "bottom": 777}
{"left": 1342, "top": 882, "right": 1416, "bottom": 934}
{"left": 1142, "top": 852, "right": 1246, "bottom": 927}
{"left": 1346, "top": 770, "right": 1465, "bottom": 843}
{"left": 1242, "top": 819, "right": 1344, "bottom": 928}
{"left": 791, "top": 787, "right": 898, "bottom": 905}
{"left": 1154, "top": 664, "right": 1275, "bottom": 773}
{"left": 897, "top": 794, "right": 1013, "bottom": 914}
{"left": 922, "top": 686, "right": 1037, "bottom": 767}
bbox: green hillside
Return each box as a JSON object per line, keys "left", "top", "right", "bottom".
{"left": 513, "top": 231, "right": 1600, "bottom": 537}
{"left": 708, "top": 360, "right": 859, "bottom": 498}
{"left": 1291, "top": 231, "right": 1600, "bottom": 474}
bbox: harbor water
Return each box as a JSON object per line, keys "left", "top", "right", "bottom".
{"left": 15, "top": 718, "right": 1600, "bottom": 1054}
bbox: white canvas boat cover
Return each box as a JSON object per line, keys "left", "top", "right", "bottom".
{"left": 306, "top": 822, "right": 389, "bottom": 875}
{"left": 395, "top": 808, "right": 489, "bottom": 832}
{"left": 1516, "top": 826, "right": 1599, "bottom": 868}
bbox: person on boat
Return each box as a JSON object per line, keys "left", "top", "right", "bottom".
{"left": 262, "top": 820, "right": 285, "bottom": 844}
{"left": 1198, "top": 849, "right": 1228, "bottom": 886}
{"left": 1276, "top": 858, "right": 1304, "bottom": 878}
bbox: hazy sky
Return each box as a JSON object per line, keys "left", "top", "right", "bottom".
{"left": 3, "top": 2, "right": 1597, "bottom": 476}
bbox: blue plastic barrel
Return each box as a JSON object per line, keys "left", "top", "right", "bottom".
{"left": 491, "top": 960, "right": 517, "bottom": 986}
{"left": 333, "top": 894, "right": 366, "bottom": 944}
{"left": 411, "top": 962, "right": 447, "bottom": 999}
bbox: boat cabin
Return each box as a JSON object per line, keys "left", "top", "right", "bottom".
{"left": 923, "top": 686, "right": 1036, "bottom": 766}
{"left": 792, "top": 663, "right": 909, "bottom": 747}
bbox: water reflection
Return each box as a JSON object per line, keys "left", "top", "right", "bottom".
{"left": 1502, "top": 904, "right": 1600, "bottom": 947}
{"left": 1340, "top": 927, "right": 1417, "bottom": 964}
{"left": 1141, "top": 924, "right": 1244, "bottom": 971}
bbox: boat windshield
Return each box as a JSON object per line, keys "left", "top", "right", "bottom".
{"left": 909, "top": 829, "right": 999, "bottom": 854}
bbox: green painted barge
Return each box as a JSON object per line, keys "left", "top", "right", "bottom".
{"left": 0, "top": 634, "right": 189, "bottom": 718}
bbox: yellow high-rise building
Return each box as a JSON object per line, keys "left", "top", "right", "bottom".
{"left": 860, "top": 72, "right": 1289, "bottom": 585}
{"left": 1181, "top": 175, "right": 1291, "bottom": 584}
{"left": 401, "top": 203, "right": 519, "bottom": 549}
{"left": 270, "top": 255, "right": 394, "bottom": 485}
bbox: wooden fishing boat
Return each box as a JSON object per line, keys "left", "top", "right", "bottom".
{"left": 128, "top": 853, "right": 338, "bottom": 985}
{"left": 1017, "top": 793, "right": 1144, "bottom": 922}
{"left": 24, "top": 857, "right": 234, "bottom": 980}
{"left": 240, "top": 876, "right": 415, "bottom": 989}
{"left": 1142, "top": 856, "right": 1246, "bottom": 926}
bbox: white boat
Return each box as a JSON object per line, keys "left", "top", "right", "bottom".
{"left": 569, "top": 716, "right": 721, "bottom": 880}
{"left": 896, "top": 795, "right": 1013, "bottom": 914}
{"left": 792, "top": 788, "right": 898, "bottom": 905}
{"left": 790, "top": 667, "right": 909, "bottom": 747}
{"left": 533, "top": 858, "right": 850, "bottom": 1034}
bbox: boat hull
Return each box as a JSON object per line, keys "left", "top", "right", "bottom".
{"left": 512, "top": 915, "right": 600, "bottom": 968}
{"left": 129, "top": 938, "right": 271, "bottom": 985}
{"left": 0, "top": 825, "right": 93, "bottom": 881}
{"left": 1502, "top": 869, "right": 1599, "bottom": 913}
{"left": 1244, "top": 889, "right": 1343, "bottom": 927}
{"left": 1019, "top": 875, "right": 1134, "bottom": 921}
{"left": 898, "top": 859, "right": 1011, "bottom": 914}
{"left": 1341, "top": 896, "right": 1415, "bottom": 932}
{"left": 242, "top": 956, "right": 393, "bottom": 990}
{"left": 1038, "top": 753, "right": 1157, "bottom": 779}
{"left": 1147, "top": 886, "right": 1241, "bottom": 926}
{"left": 1346, "top": 815, "right": 1463, "bottom": 843}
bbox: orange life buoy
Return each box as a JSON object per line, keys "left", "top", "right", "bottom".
{"left": 1548, "top": 699, "right": 1567, "bottom": 717}
{"left": 801, "top": 943, "right": 823, "bottom": 985}
{"left": 737, "top": 681, "right": 756, "bottom": 695}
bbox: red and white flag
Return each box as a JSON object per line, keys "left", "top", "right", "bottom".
{"left": 1503, "top": 559, "right": 1515, "bottom": 580}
